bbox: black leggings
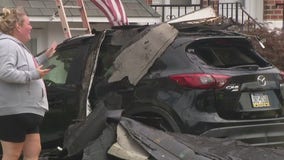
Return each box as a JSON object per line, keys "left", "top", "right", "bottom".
{"left": 0, "top": 113, "right": 43, "bottom": 142}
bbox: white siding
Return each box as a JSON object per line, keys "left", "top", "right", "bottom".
{"left": 245, "top": 0, "right": 263, "bottom": 22}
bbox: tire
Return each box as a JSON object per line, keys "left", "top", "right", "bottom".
{"left": 124, "top": 104, "right": 182, "bottom": 132}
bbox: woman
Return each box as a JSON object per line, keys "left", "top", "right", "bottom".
{"left": 0, "top": 7, "right": 56, "bottom": 160}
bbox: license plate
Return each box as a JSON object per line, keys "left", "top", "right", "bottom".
{"left": 251, "top": 92, "right": 270, "bottom": 108}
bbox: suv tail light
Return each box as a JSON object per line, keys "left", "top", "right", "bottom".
{"left": 169, "top": 73, "right": 231, "bottom": 89}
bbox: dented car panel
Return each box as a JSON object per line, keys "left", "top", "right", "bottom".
{"left": 91, "top": 25, "right": 284, "bottom": 147}
{"left": 42, "top": 23, "right": 284, "bottom": 153}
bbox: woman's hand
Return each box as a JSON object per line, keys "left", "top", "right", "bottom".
{"left": 45, "top": 41, "right": 57, "bottom": 58}
{"left": 36, "top": 65, "right": 51, "bottom": 78}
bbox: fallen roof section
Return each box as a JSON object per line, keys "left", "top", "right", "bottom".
{"left": 108, "top": 23, "right": 178, "bottom": 85}
{"left": 59, "top": 101, "right": 284, "bottom": 160}
{"left": 118, "top": 117, "right": 284, "bottom": 160}
{"left": 167, "top": 6, "right": 217, "bottom": 24}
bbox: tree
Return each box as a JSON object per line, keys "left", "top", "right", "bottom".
{"left": 243, "top": 28, "right": 284, "bottom": 70}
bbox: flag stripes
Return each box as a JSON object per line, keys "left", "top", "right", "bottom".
{"left": 90, "top": 0, "right": 128, "bottom": 26}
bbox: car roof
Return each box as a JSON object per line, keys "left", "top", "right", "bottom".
{"left": 58, "top": 22, "right": 248, "bottom": 46}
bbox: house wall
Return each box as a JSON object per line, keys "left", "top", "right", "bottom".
{"left": 244, "top": 0, "right": 263, "bottom": 22}
{"left": 30, "top": 17, "right": 160, "bottom": 55}
{"left": 145, "top": 0, "right": 153, "bottom": 4}
{"left": 218, "top": 0, "right": 263, "bottom": 22}
{"left": 204, "top": 0, "right": 283, "bottom": 29}
{"left": 30, "top": 22, "right": 50, "bottom": 54}
{"left": 31, "top": 0, "right": 283, "bottom": 54}
{"left": 30, "top": 21, "right": 115, "bottom": 55}
{"left": 264, "top": 0, "right": 284, "bottom": 29}
{"left": 264, "top": 0, "right": 284, "bottom": 20}
{"left": 202, "top": 0, "right": 219, "bottom": 6}
{"left": 151, "top": 0, "right": 170, "bottom": 4}
{"left": 30, "top": 22, "right": 72, "bottom": 54}
{"left": 148, "top": 0, "right": 283, "bottom": 29}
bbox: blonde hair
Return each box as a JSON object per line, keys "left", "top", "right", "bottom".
{"left": 0, "top": 7, "right": 27, "bottom": 35}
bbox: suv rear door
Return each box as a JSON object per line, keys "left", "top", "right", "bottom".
{"left": 41, "top": 33, "right": 105, "bottom": 146}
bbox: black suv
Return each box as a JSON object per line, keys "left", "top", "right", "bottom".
{"left": 42, "top": 23, "right": 284, "bottom": 149}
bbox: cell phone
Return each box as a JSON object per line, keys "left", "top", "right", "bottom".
{"left": 46, "top": 64, "right": 56, "bottom": 70}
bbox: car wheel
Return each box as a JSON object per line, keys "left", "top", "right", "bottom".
{"left": 124, "top": 104, "right": 182, "bottom": 132}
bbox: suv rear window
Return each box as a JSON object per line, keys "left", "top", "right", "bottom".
{"left": 187, "top": 38, "right": 269, "bottom": 68}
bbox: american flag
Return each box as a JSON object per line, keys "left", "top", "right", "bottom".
{"left": 90, "top": 0, "right": 128, "bottom": 26}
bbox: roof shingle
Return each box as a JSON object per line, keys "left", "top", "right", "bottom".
{"left": 0, "top": 0, "right": 160, "bottom": 18}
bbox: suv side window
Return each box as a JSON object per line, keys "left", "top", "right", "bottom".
{"left": 44, "top": 44, "right": 89, "bottom": 85}
{"left": 44, "top": 54, "right": 68, "bottom": 84}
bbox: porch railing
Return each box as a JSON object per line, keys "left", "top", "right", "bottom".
{"left": 150, "top": 4, "right": 201, "bottom": 22}
{"left": 150, "top": 2, "right": 262, "bottom": 31}
{"left": 213, "top": 2, "right": 262, "bottom": 31}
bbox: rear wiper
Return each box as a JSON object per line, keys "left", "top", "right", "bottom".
{"left": 229, "top": 64, "right": 259, "bottom": 70}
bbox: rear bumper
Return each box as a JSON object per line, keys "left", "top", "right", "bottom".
{"left": 201, "top": 121, "right": 284, "bottom": 147}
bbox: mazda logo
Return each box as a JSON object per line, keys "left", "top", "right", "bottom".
{"left": 257, "top": 75, "right": 266, "bottom": 86}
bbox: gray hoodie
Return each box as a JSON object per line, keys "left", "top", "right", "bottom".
{"left": 0, "top": 33, "right": 48, "bottom": 116}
